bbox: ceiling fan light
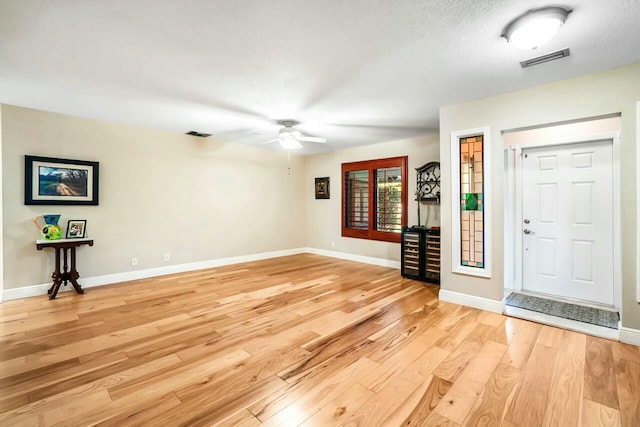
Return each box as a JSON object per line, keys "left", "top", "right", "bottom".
{"left": 503, "top": 7, "right": 571, "bottom": 50}
{"left": 279, "top": 136, "right": 302, "bottom": 150}
{"left": 278, "top": 127, "right": 301, "bottom": 138}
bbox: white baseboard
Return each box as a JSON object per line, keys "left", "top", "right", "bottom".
{"left": 620, "top": 326, "right": 640, "bottom": 346}
{"left": 438, "top": 289, "right": 504, "bottom": 314}
{"left": 2, "top": 247, "right": 307, "bottom": 301}
{"left": 304, "top": 247, "right": 401, "bottom": 269}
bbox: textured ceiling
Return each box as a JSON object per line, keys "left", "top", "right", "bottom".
{"left": 0, "top": 0, "right": 639, "bottom": 154}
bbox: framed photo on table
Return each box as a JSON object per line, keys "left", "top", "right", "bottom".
{"left": 25, "top": 155, "right": 99, "bottom": 205}
{"left": 66, "top": 220, "right": 87, "bottom": 239}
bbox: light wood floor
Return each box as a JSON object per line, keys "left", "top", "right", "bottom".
{"left": 0, "top": 254, "right": 639, "bottom": 426}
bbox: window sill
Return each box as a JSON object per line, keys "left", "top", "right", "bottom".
{"left": 342, "top": 229, "right": 401, "bottom": 243}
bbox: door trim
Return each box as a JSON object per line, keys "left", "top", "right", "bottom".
{"left": 510, "top": 131, "right": 621, "bottom": 309}
{"left": 637, "top": 102, "right": 640, "bottom": 303}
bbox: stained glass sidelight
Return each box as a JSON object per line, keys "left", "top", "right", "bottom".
{"left": 460, "top": 135, "right": 484, "bottom": 268}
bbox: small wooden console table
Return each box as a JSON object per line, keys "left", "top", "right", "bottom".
{"left": 36, "top": 238, "right": 94, "bottom": 300}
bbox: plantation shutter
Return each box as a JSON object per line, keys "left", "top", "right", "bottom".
{"left": 344, "top": 170, "right": 369, "bottom": 230}
{"left": 375, "top": 166, "right": 402, "bottom": 232}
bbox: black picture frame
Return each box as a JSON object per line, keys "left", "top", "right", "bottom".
{"left": 315, "top": 177, "right": 330, "bottom": 199}
{"left": 25, "top": 155, "right": 99, "bottom": 205}
{"left": 66, "top": 220, "right": 87, "bottom": 239}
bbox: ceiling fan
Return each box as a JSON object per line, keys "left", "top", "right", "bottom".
{"left": 262, "top": 120, "right": 327, "bottom": 150}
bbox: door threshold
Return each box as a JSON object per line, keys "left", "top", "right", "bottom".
{"left": 505, "top": 305, "right": 620, "bottom": 341}
{"left": 517, "top": 289, "right": 617, "bottom": 312}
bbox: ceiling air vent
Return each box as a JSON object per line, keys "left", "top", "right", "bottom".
{"left": 185, "top": 130, "right": 212, "bottom": 137}
{"left": 520, "top": 48, "right": 570, "bottom": 68}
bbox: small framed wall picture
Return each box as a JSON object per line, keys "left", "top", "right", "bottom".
{"left": 315, "top": 177, "right": 330, "bottom": 199}
{"left": 66, "top": 220, "right": 87, "bottom": 239}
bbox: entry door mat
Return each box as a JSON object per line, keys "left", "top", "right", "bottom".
{"left": 505, "top": 292, "right": 619, "bottom": 329}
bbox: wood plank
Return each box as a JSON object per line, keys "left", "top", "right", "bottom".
{"left": 477, "top": 311, "right": 505, "bottom": 328}
{"left": 108, "top": 348, "right": 250, "bottom": 401}
{"left": 93, "top": 392, "right": 182, "bottom": 426}
{"left": 20, "top": 351, "right": 129, "bottom": 402}
{"left": 57, "top": 350, "right": 251, "bottom": 426}
{"left": 505, "top": 344, "right": 559, "bottom": 426}
{"left": 0, "top": 312, "right": 80, "bottom": 337}
{"left": 434, "top": 341, "right": 507, "bottom": 424}
{"left": 157, "top": 375, "right": 287, "bottom": 426}
{"left": 339, "top": 373, "right": 422, "bottom": 426}
{"left": 463, "top": 363, "right": 523, "bottom": 427}
{"left": 26, "top": 389, "right": 112, "bottom": 426}
{"left": 434, "top": 308, "right": 483, "bottom": 351}
{"left": 432, "top": 335, "right": 484, "bottom": 383}
{"left": 258, "top": 356, "right": 376, "bottom": 425}
{"left": 423, "top": 411, "right": 461, "bottom": 426}
{"left": 500, "top": 321, "right": 541, "bottom": 368}
{"left": 542, "top": 330, "right": 586, "bottom": 427}
{"left": 584, "top": 336, "right": 620, "bottom": 410}
{"left": 611, "top": 341, "right": 640, "bottom": 363}
{"left": 484, "top": 316, "right": 523, "bottom": 346}
{"left": 614, "top": 359, "right": 640, "bottom": 427}
{"left": 399, "top": 375, "right": 453, "bottom": 426}
{"left": 298, "top": 382, "right": 374, "bottom": 426}
{"left": 581, "top": 399, "right": 622, "bottom": 427}
{"left": 0, "top": 354, "right": 182, "bottom": 426}
{"left": 360, "top": 328, "right": 445, "bottom": 392}
{"left": 0, "top": 393, "right": 29, "bottom": 414}
{"left": 213, "top": 409, "right": 261, "bottom": 427}
{"left": 536, "top": 325, "right": 564, "bottom": 349}
{"left": 399, "top": 345, "right": 450, "bottom": 385}
{"left": 250, "top": 345, "right": 380, "bottom": 422}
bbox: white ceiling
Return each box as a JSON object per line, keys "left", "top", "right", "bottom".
{"left": 0, "top": 0, "right": 638, "bottom": 154}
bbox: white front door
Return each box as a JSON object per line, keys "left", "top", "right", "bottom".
{"left": 522, "top": 140, "right": 614, "bottom": 306}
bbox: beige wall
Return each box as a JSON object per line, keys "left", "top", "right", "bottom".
{"left": 0, "top": 107, "right": 3, "bottom": 301}
{"left": 439, "top": 62, "right": 640, "bottom": 328}
{"left": 305, "top": 134, "right": 440, "bottom": 261}
{"left": 2, "top": 105, "right": 307, "bottom": 290}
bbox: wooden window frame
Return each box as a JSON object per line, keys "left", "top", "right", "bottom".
{"left": 341, "top": 156, "right": 408, "bottom": 243}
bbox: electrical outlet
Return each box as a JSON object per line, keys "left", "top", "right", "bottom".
{"left": 163, "top": 253, "right": 170, "bottom": 262}
{"left": 331, "top": 241, "right": 336, "bottom": 248}
{"left": 131, "top": 257, "right": 138, "bottom": 266}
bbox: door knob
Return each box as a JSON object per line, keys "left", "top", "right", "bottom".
{"left": 524, "top": 219, "right": 530, "bottom": 224}
{"left": 523, "top": 229, "right": 533, "bottom": 235}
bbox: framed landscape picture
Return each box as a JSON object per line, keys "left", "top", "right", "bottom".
{"left": 25, "top": 155, "right": 99, "bottom": 205}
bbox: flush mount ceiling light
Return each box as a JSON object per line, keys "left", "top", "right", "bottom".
{"left": 502, "top": 6, "right": 572, "bottom": 50}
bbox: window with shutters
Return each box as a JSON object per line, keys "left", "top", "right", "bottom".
{"left": 341, "top": 156, "right": 408, "bottom": 243}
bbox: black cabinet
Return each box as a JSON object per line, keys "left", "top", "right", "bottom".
{"left": 401, "top": 228, "right": 422, "bottom": 279}
{"left": 424, "top": 229, "right": 441, "bottom": 284}
{"left": 401, "top": 226, "right": 440, "bottom": 284}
